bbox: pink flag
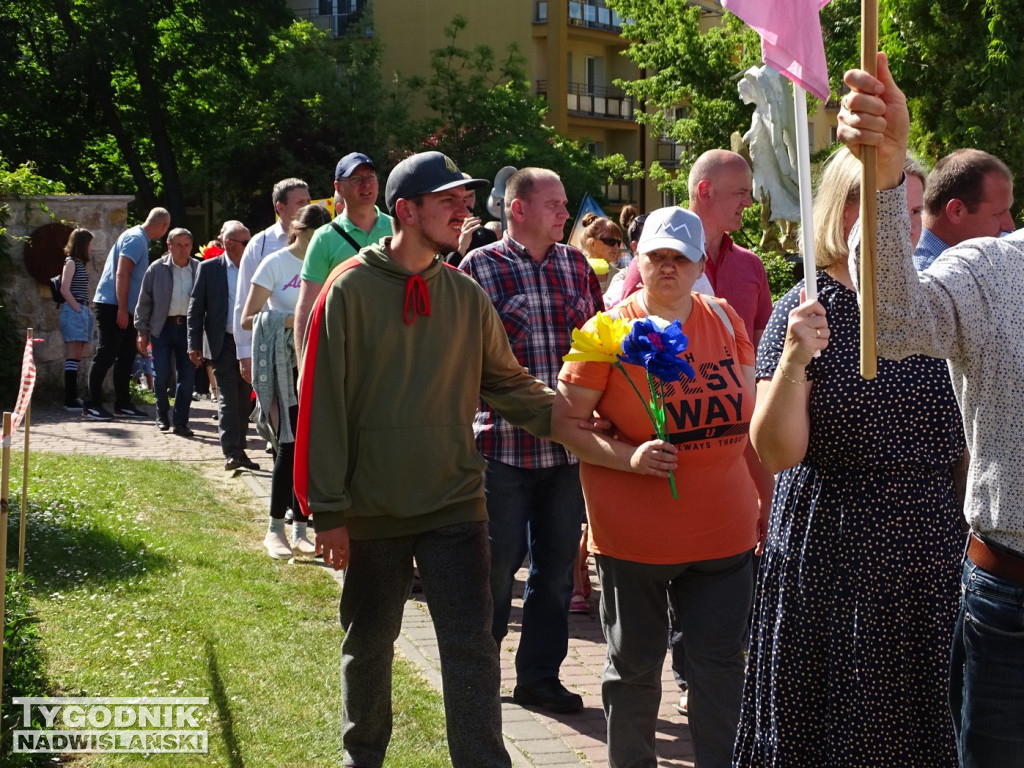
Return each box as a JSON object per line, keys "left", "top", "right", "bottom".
{"left": 7, "top": 334, "right": 37, "bottom": 437}
{"left": 723, "top": 0, "right": 833, "bottom": 102}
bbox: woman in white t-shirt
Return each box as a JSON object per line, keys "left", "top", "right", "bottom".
{"left": 241, "top": 203, "right": 331, "bottom": 560}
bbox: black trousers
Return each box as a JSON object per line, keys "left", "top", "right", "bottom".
{"left": 88, "top": 302, "right": 137, "bottom": 409}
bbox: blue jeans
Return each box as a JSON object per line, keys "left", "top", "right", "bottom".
{"left": 950, "top": 559, "right": 1024, "bottom": 768}
{"left": 152, "top": 320, "right": 194, "bottom": 427}
{"left": 485, "top": 459, "right": 583, "bottom": 684}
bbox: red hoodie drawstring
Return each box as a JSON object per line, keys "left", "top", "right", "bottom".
{"left": 403, "top": 274, "right": 431, "bottom": 325}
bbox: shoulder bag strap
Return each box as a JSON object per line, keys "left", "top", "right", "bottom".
{"left": 330, "top": 221, "right": 361, "bottom": 253}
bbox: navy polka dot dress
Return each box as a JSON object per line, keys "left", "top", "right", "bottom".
{"left": 733, "top": 272, "right": 964, "bottom": 767}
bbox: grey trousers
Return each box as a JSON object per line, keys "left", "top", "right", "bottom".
{"left": 339, "top": 521, "right": 511, "bottom": 768}
{"left": 597, "top": 551, "right": 752, "bottom": 768}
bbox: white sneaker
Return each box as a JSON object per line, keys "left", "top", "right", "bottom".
{"left": 674, "top": 690, "right": 689, "bottom": 716}
{"left": 291, "top": 531, "right": 316, "bottom": 557}
{"left": 264, "top": 530, "right": 292, "bottom": 559}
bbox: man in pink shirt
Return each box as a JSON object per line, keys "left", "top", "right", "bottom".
{"left": 689, "top": 149, "right": 773, "bottom": 347}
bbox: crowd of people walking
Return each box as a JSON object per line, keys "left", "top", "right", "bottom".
{"left": 54, "top": 53, "right": 1024, "bottom": 768}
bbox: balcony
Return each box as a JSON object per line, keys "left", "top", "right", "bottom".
{"left": 604, "top": 179, "right": 634, "bottom": 205}
{"left": 537, "top": 81, "right": 634, "bottom": 121}
{"left": 535, "top": 1, "right": 623, "bottom": 31}
{"left": 568, "top": 1, "right": 623, "bottom": 32}
{"left": 656, "top": 139, "right": 689, "bottom": 167}
{"left": 292, "top": 2, "right": 367, "bottom": 38}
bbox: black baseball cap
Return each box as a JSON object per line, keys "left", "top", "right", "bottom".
{"left": 384, "top": 152, "right": 487, "bottom": 214}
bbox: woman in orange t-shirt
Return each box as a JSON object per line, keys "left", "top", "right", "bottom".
{"left": 553, "top": 206, "right": 768, "bottom": 768}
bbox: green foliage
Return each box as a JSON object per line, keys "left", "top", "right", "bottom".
{"left": 609, "top": 0, "right": 761, "bottom": 188}
{"left": 1, "top": 573, "right": 50, "bottom": 768}
{"left": 822, "top": 0, "right": 1024, "bottom": 220}
{"left": 0, "top": 2, "right": 404, "bottom": 237}
{"left": 400, "top": 15, "right": 626, "bottom": 214}
{"left": 734, "top": 203, "right": 798, "bottom": 301}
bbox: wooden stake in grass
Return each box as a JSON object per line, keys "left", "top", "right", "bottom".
{"left": 1, "top": 411, "right": 12, "bottom": 711}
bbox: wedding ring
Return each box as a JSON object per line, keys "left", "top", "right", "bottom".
{"left": 815, "top": 329, "right": 821, "bottom": 339}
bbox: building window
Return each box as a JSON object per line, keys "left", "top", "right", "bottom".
{"left": 585, "top": 56, "right": 604, "bottom": 95}
{"left": 319, "top": 0, "right": 333, "bottom": 15}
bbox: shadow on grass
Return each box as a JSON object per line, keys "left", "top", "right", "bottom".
{"left": 206, "top": 640, "right": 244, "bottom": 768}
{"left": 7, "top": 509, "right": 171, "bottom": 591}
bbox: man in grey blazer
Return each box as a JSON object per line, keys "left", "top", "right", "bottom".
{"left": 188, "top": 221, "right": 259, "bottom": 470}
{"left": 136, "top": 227, "right": 200, "bottom": 436}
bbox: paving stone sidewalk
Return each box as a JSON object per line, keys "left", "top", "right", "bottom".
{"left": 24, "top": 400, "right": 696, "bottom": 766}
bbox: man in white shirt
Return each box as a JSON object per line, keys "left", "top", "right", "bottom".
{"left": 233, "top": 178, "right": 310, "bottom": 382}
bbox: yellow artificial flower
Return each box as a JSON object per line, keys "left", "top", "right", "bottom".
{"left": 563, "top": 311, "right": 632, "bottom": 363}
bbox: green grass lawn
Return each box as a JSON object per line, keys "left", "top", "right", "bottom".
{"left": 3, "top": 453, "right": 452, "bottom": 766}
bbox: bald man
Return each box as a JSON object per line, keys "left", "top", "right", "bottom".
{"left": 688, "top": 150, "right": 773, "bottom": 347}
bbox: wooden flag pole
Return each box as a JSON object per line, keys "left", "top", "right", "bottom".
{"left": 18, "top": 328, "right": 32, "bottom": 574}
{"left": 1, "top": 411, "right": 12, "bottom": 711}
{"left": 859, "top": 0, "right": 880, "bottom": 379}
{"left": 18, "top": 400, "right": 30, "bottom": 574}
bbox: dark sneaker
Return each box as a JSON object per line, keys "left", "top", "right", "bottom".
{"left": 82, "top": 406, "right": 113, "bottom": 421}
{"left": 156, "top": 415, "right": 170, "bottom": 432}
{"left": 513, "top": 677, "right": 583, "bottom": 714}
{"left": 113, "top": 406, "right": 148, "bottom": 419}
{"left": 64, "top": 399, "right": 84, "bottom": 412}
{"left": 172, "top": 425, "right": 195, "bottom": 437}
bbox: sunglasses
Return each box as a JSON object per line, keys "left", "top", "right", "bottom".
{"left": 228, "top": 237, "right": 251, "bottom": 247}
{"left": 598, "top": 236, "right": 622, "bottom": 248}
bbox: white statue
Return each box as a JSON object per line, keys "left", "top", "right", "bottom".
{"left": 738, "top": 65, "right": 801, "bottom": 224}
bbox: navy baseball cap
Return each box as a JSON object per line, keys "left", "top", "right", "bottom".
{"left": 384, "top": 152, "right": 487, "bottom": 215}
{"left": 335, "top": 152, "right": 375, "bottom": 181}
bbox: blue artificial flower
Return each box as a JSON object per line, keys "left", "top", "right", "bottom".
{"left": 618, "top": 317, "right": 696, "bottom": 383}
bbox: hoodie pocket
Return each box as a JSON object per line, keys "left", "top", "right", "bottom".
{"left": 349, "top": 423, "right": 485, "bottom": 518}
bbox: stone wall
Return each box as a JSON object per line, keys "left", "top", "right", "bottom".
{"left": 2, "top": 195, "right": 135, "bottom": 399}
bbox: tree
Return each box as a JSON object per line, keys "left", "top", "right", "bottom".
{"left": 822, "top": 0, "right": 1024, "bottom": 216}
{"left": 398, "top": 16, "right": 629, "bottom": 216}
{"left": 0, "top": 1, "right": 406, "bottom": 235}
{"left": 607, "top": 0, "right": 762, "bottom": 199}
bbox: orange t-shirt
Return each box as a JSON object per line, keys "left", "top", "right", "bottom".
{"left": 559, "top": 292, "right": 758, "bottom": 564}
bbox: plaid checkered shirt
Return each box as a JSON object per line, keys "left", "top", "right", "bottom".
{"left": 460, "top": 235, "right": 604, "bottom": 469}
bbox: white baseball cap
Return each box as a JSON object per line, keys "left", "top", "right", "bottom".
{"left": 636, "top": 206, "right": 706, "bottom": 262}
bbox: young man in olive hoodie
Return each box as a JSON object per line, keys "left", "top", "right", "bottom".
{"left": 294, "top": 152, "right": 556, "bottom": 768}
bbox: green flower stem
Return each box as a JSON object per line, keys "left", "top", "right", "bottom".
{"left": 657, "top": 378, "right": 678, "bottom": 499}
{"left": 615, "top": 361, "right": 658, "bottom": 425}
{"left": 614, "top": 362, "right": 678, "bottom": 499}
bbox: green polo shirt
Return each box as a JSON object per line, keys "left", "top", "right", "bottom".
{"left": 301, "top": 207, "right": 394, "bottom": 284}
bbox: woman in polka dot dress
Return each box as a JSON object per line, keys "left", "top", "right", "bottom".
{"left": 733, "top": 149, "right": 965, "bottom": 767}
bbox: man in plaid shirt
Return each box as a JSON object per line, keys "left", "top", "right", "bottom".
{"left": 460, "top": 168, "right": 604, "bottom": 714}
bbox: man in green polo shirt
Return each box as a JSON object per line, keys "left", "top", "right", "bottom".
{"left": 293, "top": 152, "right": 394, "bottom": 353}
